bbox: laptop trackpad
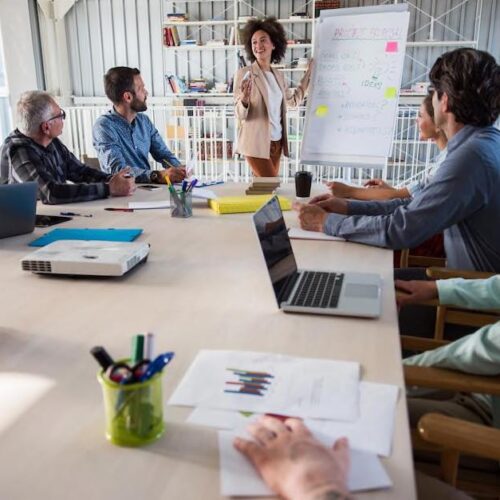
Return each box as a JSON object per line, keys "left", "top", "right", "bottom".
{"left": 344, "top": 283, "right": 379, "bottom": 299}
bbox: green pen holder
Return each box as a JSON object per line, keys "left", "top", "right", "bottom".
{"left": 97, "top": 365, "right": 165, "bottom": 447}
{"left": 170, "top": 190, "right": 193, "bottom": 218}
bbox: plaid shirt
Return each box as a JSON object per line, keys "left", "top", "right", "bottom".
{"left": 93, "top": 108, "right": 181, "bottom": 182}
{"left": 0, "top": 129, "right": 111, "bottom": 204}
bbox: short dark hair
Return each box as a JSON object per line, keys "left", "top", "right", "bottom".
{"left": 242, "top": 17, "right": 287, "bottom": 64}
{"left": 429, "top": 48, "right": 499, "bottom": 127}
{"left": 104, "top": 67, "right": 141, "bottom": 104}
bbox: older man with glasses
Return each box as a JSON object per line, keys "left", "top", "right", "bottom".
{"left": 0, "top": 90, "right": 135, "bottom": 204}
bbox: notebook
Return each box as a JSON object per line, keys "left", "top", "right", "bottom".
{"left": 209, "top": 195, "right": 291, "bottom": 214}
{"left": 253, "top": 196, "right": 382, "bottom": 318}
{"left": 0, "top": 182, "right": 37, "bottom": 239}
{"left": 29, "top": 228, "right": 143, "bottom": 247}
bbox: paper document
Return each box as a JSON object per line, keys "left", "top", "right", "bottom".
{"left": 218, "top": 431, "right": 392, "bottom": 496}
{"left": 188, "top": 381, "right": 398, "bottom": 457}
{"left": 288, "top": 227, "right": 344, "bottom": 241}
{"left": 169, "top": 350, "right": 360, "bottom": 421}
{"left": 129, "top": 200, "right": 170, "bottom": 209}
{"left": 306, "top": 382, "right": 399, "bottom": 457}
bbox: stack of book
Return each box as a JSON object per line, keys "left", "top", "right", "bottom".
{"left": 245, "top": 177, "right": 281, "bottom": 195}
{"left": 187, "top": 79, "right": 208, "bottom": 93}
{"left": 163, "top": 26, "right": 180, "bottom": 46}
{"left": 166, "top": 12, "right": 188, "bottom": 22}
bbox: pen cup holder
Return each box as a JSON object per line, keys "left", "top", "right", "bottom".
{"left": 97, "top": 366, "right": 165, "bottom": 447}
{"left": 170, "top": 190, "right": 193, "bottom": 218}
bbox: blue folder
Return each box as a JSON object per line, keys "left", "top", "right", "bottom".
{"left": 29, "top": 228, "right": 143, "bottom": 247}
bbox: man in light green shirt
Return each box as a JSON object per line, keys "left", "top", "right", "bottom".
{"left": 396, "top": 275, "right": 500, "bottom": 430}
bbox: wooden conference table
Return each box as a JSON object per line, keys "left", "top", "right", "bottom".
{"left": 0, "top": 183, "right": 416, "bottom": 500}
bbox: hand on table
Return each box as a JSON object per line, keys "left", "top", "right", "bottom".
{"left": 308, "top": 194, "right": 348, "bottom": 215}
{"left": 395, "top": 279, "right": 438, "bottom": 307}
{"left": 109, "top": 167, "right": 136, "bottom": 197}
{"left": 234, "top": 416, "right": 350, "bottom": 500}
{"left": 293, "top": 202, "right": 329, "bottom": 232}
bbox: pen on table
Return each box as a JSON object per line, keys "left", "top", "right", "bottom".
{"left": 104, "top": 207, "right": 134, "bottom": 212}
{"left": 60, "top": 212, "right": 93, "bottom": 217}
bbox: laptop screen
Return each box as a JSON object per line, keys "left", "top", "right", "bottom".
{"left": 0, "top": 182, "right": 37, "bottom": 239}
{"left": 253, "top": 196, "right": 298, "bottom": 304}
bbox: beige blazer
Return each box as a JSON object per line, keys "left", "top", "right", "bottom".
{"left": 234, "top": 61, "right": 311, "bottom": 159}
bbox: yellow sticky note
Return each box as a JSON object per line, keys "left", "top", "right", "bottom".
{"left": 315, "top": 104, "right": 329, "bottom": 117}
{"left": 384, "top": 87, "right": 397, "bottom": 99}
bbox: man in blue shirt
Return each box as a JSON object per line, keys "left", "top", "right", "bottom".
{"left": 295, "top": 49, "right": 500, "bottom": 272}
{"left": 93, "top": 66, "right": 186, "bottom": 184}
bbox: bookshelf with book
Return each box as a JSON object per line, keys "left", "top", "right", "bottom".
{"left": 161, "top": 0, "right": 323, "bottom": 101}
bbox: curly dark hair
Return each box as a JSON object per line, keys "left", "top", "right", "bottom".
{"left": 429, "top": 48, "right": 499, "bottom": 127}
{"left": 242, "top": 17, "right": 287, "bottom": 64}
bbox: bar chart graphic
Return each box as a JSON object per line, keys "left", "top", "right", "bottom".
{"left": 224, "top": 368, "right": 274, "bottom": 397}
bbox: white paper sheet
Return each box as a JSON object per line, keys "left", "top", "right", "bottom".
{"left": 129, "top": 200, "right": 170, "bottom": 209}
{"left": 169, "top": 350, "right": 360, "bottom": 421}
{"left": 187, "top": 407, "right": 262, "bottom": 430}
{"left": 306, "top": 382, "right": 399, "bottom": 457}
{"left": 192, "top": 188, "right": 217, "bottom": 200}
{"left": 288, "top": 227, "right": 344, "bottom": 241}
{"left": 187, "top": 381, "right": 398, "bottom": 457}
{"left": 218, "top": 431, "right": 392, "bottom": 496}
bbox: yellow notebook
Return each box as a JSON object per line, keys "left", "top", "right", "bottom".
{"left": 208, "top": 195, "right": 292, "bottom": 214}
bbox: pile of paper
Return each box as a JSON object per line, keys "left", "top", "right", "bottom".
{"left": 168, "top": 350, "right": 399, "bottom": 496}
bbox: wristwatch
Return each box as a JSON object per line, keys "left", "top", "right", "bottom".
{"left": 150, "top": 170, "right": 162, "bottom": 184}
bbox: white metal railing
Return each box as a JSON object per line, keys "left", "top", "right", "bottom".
{"left": 64, "top": 104, "right": 438, "bottom": 185}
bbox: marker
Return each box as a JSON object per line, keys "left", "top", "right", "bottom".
{"left": 145, "top": 332, "right": 155, "bottom": 361}
{"left": 60, "top": 211, "right": 93, "bottom": 217}
{"left": 104, "top": 208, "right": 134, "bottom": 212}
{"left": 90, "top": 346, "right": 115, "bottom": 371}
{"left": 139, "top": 352, "right": 175, "bottom": 382}
{"left": 181, "top": 180, "right": 188, "bottom": 192}
{"left": 186, "top": 178, "right": 198, "bottom": 192}
{"left": 131, "top": 334, "right": 145, "bottom": 365}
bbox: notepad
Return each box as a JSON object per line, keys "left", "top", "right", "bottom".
{"left": 29, "top": 228, "right": 143, "bottom": 247}
{"left": 208, "top": 195, "right": 291, "bottom": 214}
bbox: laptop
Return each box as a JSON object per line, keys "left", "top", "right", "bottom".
{"left": 253, "top": 196, "right": 382, "bottom": 318}
{"left": 0, "top": 182, "right": 37, "bottom": 239}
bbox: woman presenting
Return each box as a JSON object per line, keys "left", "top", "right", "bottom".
{"left": 234, "top": 17, "right": 312, "bottom": 177}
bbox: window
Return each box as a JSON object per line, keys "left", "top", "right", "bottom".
{"left": 0, "top": 28, "right": 12, "bottom": 142}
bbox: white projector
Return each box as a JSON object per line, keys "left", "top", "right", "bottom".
{"left": 21, "top": 240, "right": 150, "bottom": 276}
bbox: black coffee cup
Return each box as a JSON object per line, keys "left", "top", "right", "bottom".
{"left": 295, "top": 170, "right": 313, "bottom": 198}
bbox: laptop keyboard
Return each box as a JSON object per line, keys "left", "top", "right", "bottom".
{"left": 290, "top": 271, "right": 344, "bottom": 309}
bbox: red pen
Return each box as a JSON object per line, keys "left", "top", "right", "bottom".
{"left": 104, "top": 208, "right": 134, "bottom": 212}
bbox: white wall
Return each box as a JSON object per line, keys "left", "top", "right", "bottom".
{"left": 0, "top": 0, "right": 38, "bottom": 119}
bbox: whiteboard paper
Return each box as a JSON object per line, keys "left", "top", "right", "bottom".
{"left": 301, "top": 5, "right": 410, "bottom": 168}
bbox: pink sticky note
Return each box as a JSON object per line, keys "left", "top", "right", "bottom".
{"left": 385, "top": 41, "right": 398, "bottom": 53}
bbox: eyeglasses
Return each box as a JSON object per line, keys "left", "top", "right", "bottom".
{"left": 46, "top": 109, "right": 66, "bottom": 122}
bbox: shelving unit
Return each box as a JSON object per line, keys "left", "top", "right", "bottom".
{"left": 162, "top": 0, "right": 316, "bottom": 99}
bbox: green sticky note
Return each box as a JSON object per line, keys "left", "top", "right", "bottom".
{"left": 315, "top": 104, "right": 329, "bottom": 117}
{"left": 384, "top": 87, "right": 397, "bottom": 99}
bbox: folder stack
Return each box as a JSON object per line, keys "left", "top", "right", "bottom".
{"left": 245, "top": 177, "right": 281, "bottom": 195}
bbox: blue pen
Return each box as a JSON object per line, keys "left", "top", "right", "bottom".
{"left": 139, "top": 352, "right": 175, "bottom": 382}
{"left": 186, "top": 179, "right": 198, "bottom": 192}
{"left": 181, "top": 180, "right": 188, "bottom": 192}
